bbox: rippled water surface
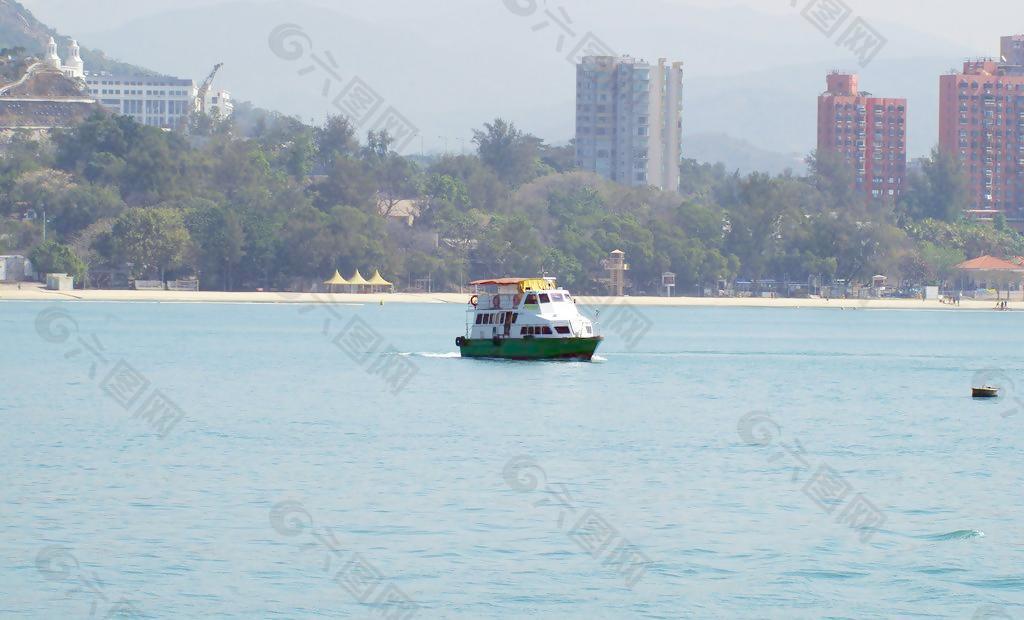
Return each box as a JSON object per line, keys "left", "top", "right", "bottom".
{"left": 1, "top": 301, "right": 1022, "bottom": 618}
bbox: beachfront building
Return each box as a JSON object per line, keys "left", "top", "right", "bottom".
{"left": 575, "top": 56, "right": 684, "bottom": 191}
{"left": 938, "top": 35, "right": 1024, "bottom": 226}
{"left": 0, "top": 255, "right": 34, "bottom": 282}
{"left": 955, "top": 255, "right": 1024, "bottom": 299}
{"left": 817, "top": 72, "right": 907, "bottom": 200}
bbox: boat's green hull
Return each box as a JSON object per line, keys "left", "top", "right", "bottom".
{"left": 458, "top": 336, "right": 603, "bottom": 361}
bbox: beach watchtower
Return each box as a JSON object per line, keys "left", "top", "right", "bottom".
{"left": 602, "top": 249, "right": 629, "bottom": 297}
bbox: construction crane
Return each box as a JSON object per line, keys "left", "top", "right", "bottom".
{"left": 194, "top": 62, "right": 223, "bottom": 115}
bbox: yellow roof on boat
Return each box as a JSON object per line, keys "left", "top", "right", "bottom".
{"left": 323, "top": 270, "right": 349, "bottom": 285}
{"left": 366, "top": 270, "right": 392, "bottom": 286}
{"left": 348, "top": 269, "right": 369, "bottom": 285}
{"left": 470, "top": 277, "right": 556, "bottom": 292}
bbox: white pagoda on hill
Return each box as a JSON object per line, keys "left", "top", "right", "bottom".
{"left": 43, "top": 36, "right": 85, "bottom": 80}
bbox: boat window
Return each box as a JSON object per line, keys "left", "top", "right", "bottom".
{"left": 486, "top": 314, "right": 494, "bottom": 324}
{"left": 475, "top": 314, "right": 483, "bottom": 324}
{"left": 539, "top": 294, "right": 551, "bottom": 303}
{"left": 525, "top": 294, "right": 538, "bottom": 305}
{"left": 555, "top": 326, "right": 571, "bottom": 334}
{"left": 512, "top": 313, "right": 519, "bottom": 323}
{"left": 551, "top": 293, "right": 565, "bottom": 302}
{"left": 520, "top": 327, "right": 528, "bottom": 335}
{"left": 542, "top": 326, "right": 553, "bottom": 335}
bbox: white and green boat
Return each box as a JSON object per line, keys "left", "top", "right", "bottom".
{"left": 455, "top": 277, "right": 603, "bottom": 361}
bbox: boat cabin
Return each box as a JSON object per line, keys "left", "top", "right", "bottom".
{"left": 466, "top": 277, "right": 596, "bottom": 340}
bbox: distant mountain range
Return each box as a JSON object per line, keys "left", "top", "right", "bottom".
{"left": 8, "top": 0, "right": 988, "bottom": 172}
{"left": 684, "top": 133, "right": 806, "bottom": 176}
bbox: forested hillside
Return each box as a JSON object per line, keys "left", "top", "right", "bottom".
{"left": 2, "top": 105, "right": 1021, "bottom": 293}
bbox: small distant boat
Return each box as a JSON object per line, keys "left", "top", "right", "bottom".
{"left": 972, "top": 386, "right": 1000, "bottom": 398}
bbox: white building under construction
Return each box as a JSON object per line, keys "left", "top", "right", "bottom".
{"left": 86, "top": 73, "right": 231, "bottom": 129}
{"left": 42, "top": 36, "right": 232, "bottom": 129}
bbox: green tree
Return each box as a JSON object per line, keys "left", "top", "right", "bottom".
{"left": 472, "top": 214, "right": 545, "bottom": 277}
{"left": 424, "top": 174, "right": 470, "bottom": 209}
{"left": 185, "top": 201, "right": 246, "bottom": 290}
{"left": 679, "top": 158, "right": 730, "bottom": 201}
{"left": 918, "top": 241, "right": 965, "bottom": 285}
{"left": 428, "top": 155, "right": 507, "bottom": 213}
{"left": 104, "top": 207, "right": 192, "bottom": 280}
{"left": 29, "top": 240, "right": 87, "bottom": 284}
{"left": 472, "top": 118, "right": 543, "bottom": 187}
{"left": 898, "top": 148, "right": 969, "bottom": 222}
{"left": 806, "top": 149, "right": 859, "bottom": 210}
{"left": 363, "top": 130, "right": 422, "bottom": 216}
{"left": 538, "top": 142, "right": 576, "bottom": 174}
{"left": 316, "top": 115, "right": 359, "bottom": 170}
{"left": 313, "top": 156, "right": 376, "bottom": 211}
{"left": 55, "top": 113, "right": 188, "bottom": 203}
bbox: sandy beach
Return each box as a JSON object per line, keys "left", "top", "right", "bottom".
{"left": 0, "top": 282, "right": 1017, "bottom": 310}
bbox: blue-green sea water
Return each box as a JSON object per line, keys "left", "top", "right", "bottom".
{"left": 1, "top": 301, "right": 1022, "bottom": 619}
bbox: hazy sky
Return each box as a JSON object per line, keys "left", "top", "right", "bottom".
{"left": 16, "top": 0, "right": 1024, "bottom": 162}
{"left": 19, "top": 0, "right": 1024, "bottom": 54}
{"left": 697, "top": 0, "right": 1021, "bottom": 52}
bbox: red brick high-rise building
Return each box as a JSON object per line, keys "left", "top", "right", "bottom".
{"left": 817, "top": 72, "right": 907, "bottom": 200}
{"left": 939, "top": 35, "right": 1024, "bottom": 224}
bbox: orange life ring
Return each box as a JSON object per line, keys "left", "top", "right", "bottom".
{"left": 469, "top": 295, "right": 479, "bottom": 307}
{"left": 492, "top": 295, "right": 501, "bottom": 309}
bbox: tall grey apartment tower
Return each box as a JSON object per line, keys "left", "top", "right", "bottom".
{"left": 575, "top": 56, "right": 684, "bottom": 191}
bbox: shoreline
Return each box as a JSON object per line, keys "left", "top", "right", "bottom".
{"left": 0, "top": 284, "right": 1018, "bottom": 310}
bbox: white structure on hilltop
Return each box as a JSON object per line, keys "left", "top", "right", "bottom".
{"left": 42, "top": 37, "right": 84, "bottom": 79}
{"left": 63, "top": 39, "right": 84, "bottom": 79}
{"left": 42, "top": 35, "right": 232, "bottom": 129}
{"left": 44, "top": 37, "right": 62, "bottom": 70}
